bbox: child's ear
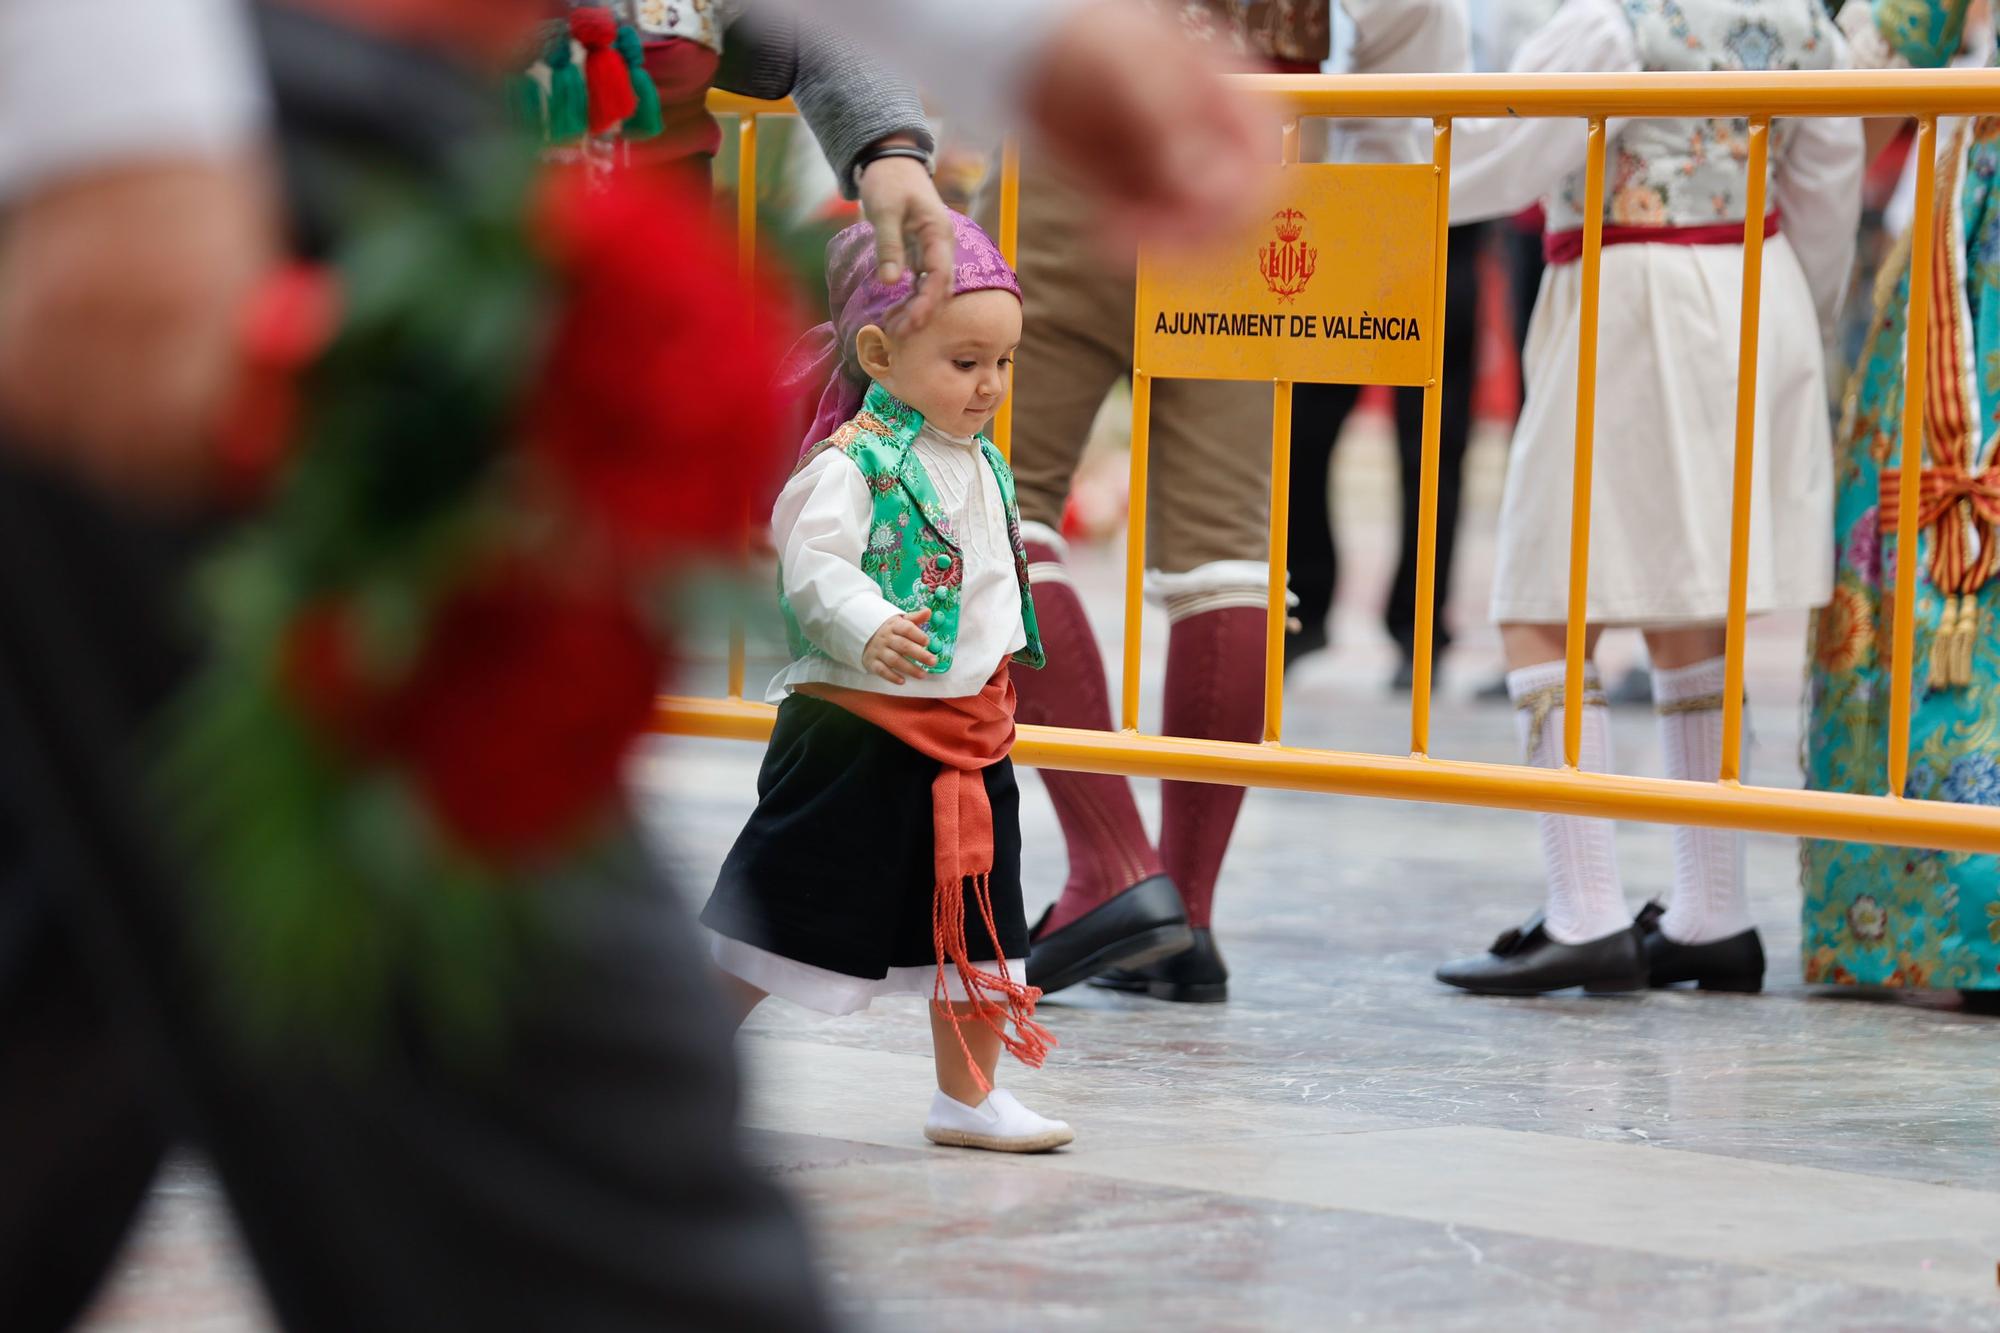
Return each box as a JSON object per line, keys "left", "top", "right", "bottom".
{"left": 854, "top": 324, "right": 893, "bottom": 380}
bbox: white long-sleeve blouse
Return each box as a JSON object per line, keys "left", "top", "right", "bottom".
{"left": 767, "top": 421, "right": 1026, "bottom": 702}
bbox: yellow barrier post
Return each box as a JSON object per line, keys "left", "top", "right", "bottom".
{"left": 1718, "top": 117, "right": 1770, "bottom": 782}
{"left": 1265, "top": 373, "right": 1291, "bottom": 744}
{"left": 1889, "top": 116, "right": 1939, "bottom": 800}
{"left": 993, "top": 139, "right": 1022, "bottom": 461}
{"left": 657, "top": 696, "right": 2000, "bottom": 854}
{"left": 1561, "top": 118, "right": 1609, "bottom": 769}
{"left": 1122, "top": 366, "right": 1152, "bottom": 733}
{"left": 1409, "top": 118, "right": 1454, "bottom": 759}
{"left": 1263, "top": 119, "right": 1303, "bottom": 744}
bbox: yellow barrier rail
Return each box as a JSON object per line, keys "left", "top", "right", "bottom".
{"left": 685, "top": 72, "right": 2000, "bottom": 856}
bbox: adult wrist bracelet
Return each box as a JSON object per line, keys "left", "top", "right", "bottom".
{"left": 850, "top": 144, "right": 933, "bottom": 195}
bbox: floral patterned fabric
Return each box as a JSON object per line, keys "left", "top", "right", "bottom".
{"left": 1542, "top": 0, "right": 1839, "bottom": 233}
{"left": 779, "top": 382, "right": 1044, "bottom": 676}
{"left": 1803, "top": 0, "right": 1999, "bottom": 991}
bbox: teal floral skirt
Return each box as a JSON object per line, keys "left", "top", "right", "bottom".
{"left": 1802, "top": 205, "right": 2000, "bottom": 992}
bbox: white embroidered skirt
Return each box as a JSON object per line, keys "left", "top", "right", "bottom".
{"left": 1491, "top": 234, "right": 1835, "bottom": 626}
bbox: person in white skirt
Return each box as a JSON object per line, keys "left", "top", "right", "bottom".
{"left": 1434, "top": 0, "right": 1863, "bottom": 995}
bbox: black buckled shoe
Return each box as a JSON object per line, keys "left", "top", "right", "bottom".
{"left": 1026, "top": 875, "right": 1193, "bottom": 996}
{"left": 1435, "top": 913, "right": 1646, "bottom": 996}
{"left": 1089, "top": 927, "right": 1228, "bottom": 1003}
{"left": 1634, "top": 900, "right": 1765, "bottom": 993}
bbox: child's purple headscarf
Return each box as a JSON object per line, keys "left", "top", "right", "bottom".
{"left": 784, "top": 210, "right": 1021, "bottom": 456}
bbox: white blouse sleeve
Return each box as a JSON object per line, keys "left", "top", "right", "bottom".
{"left": 1329, "top": 0, "right": 1471, "bottom": 164}
{"left": 1448, "top": 0, "right": 1642, "bottom": 224}
{"left": 0, "top": 0, "right": 267, "bottom": 201}
{"left": 773, "top": 449, "right": 907, "bottom": 670}
{"left": 1774, "top": 39, "right": 1865, "bottom": 336}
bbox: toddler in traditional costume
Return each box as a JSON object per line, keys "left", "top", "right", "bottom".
{"left": 701, "top": 213, "right": 1071, "bottom": 1152}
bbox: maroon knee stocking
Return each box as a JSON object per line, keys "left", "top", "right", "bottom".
{"left": 1017, "top": 541, "right": 1163, "bottom": 933}
{"left": 1159, "top": 606, "right": 1266, "bottom": 929}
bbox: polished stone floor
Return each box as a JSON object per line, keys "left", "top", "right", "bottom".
{"left": 82, "top": 426, "right": 2000, "bottom": 1330}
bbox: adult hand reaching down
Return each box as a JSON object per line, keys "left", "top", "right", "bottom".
{"left": 856, "top": 137, "right": 959, "bottom": 334}
{"left": 794, "top": 0, "right": 1269, "bottom": 250}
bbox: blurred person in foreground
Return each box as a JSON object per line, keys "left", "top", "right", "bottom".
{"left": 0, "top": 2, "right": 1264, "bottom": 1331}
{"left": 990, "top": 0, "right": 1462, "bottom": 1008}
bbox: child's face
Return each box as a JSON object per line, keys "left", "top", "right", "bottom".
{"left": 855, "top": 289, "right": 1022, "bottom": 438}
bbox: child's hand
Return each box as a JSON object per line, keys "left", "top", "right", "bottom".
{"left": 862, "top": 608, "right": 937, "bottom": 684}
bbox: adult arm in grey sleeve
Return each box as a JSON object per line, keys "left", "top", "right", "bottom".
{"left": 756, "top": 0, "right": 1267, "bottom": 261}
{"left": 715, "top": 9, "right": 934, "bottom": 200}
{"left": 761, "top": 0, "right": 1071, "bottom": 127}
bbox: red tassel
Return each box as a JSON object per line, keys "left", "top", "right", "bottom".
{"left": 933, "top": 872, "right": 1056, "bottom": 1096}
{"left": 570, "top": 7, "right": 637, "bottom": 134}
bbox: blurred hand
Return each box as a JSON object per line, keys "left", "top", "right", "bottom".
{"left": 0, "top": 157, "right": 280, "bottom": 503}
{"left": 856, "top": 145, "right": 957, "bottom": 335}
{"left": 1020, "top": 0, "right": 1270, "bottom": 250}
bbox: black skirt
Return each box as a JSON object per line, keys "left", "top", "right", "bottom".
{"left": 701, "top": 693, "right": 1027, "bottom": 981}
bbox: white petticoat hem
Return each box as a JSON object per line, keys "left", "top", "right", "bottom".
{"left": 709, "top": 933, "right": 981, "bottom": 1015}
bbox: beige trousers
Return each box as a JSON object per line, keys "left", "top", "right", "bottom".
{"left": 978, "top": 163, "right": 1273, "bottom": 575}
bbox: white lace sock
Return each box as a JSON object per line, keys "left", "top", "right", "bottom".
{"left": 1653, "top": 656, "right": 1753, "bottom": 944}
{"left": 1508, "top": 660, "right": 1630, "bottom": 945}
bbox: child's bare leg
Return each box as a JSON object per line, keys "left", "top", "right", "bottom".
{"left": 717, "top": 972, "right": 769, "bottom": 1030}
{"left": 922, "top": 1003, "right": 1074, "bottom": 1152}
{"left": 929, "top": 1003, "right": 1001, "bottom": 1105}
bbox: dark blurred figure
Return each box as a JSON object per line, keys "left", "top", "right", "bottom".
{"left": 0, "top": 2, "right": 1271, "bottom": 1329}
{"left": 0, "top": 8, "right": 839, "bottom": 1331}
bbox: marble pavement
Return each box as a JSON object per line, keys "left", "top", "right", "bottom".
{"left": 80, "top": 428, "right": 2000, "bottom": 1330}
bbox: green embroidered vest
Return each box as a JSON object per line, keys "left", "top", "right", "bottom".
{"left": 780, "top": 383, "right": 1044, "bottom": 675}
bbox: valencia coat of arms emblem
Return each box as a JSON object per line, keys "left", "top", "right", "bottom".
{"left": 1258, "top": 208, "right": 1317, "bottom": 303}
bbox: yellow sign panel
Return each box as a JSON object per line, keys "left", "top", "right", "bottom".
{"left": 1134, "top": 163, "right": 1439, "bottom": 386}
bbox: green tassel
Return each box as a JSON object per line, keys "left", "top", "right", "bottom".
{"left": 616, "top": 25, "right": 663, "bottom": 140}
{"left": 504, "top": 73, "right": 545, "bottom": 137}
{"left": 544, "top": 35, "right": 589, "bottom": 142}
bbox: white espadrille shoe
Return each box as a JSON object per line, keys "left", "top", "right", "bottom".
{"left": 923, "top": 1089, "right": 1075, "bottom": 1153}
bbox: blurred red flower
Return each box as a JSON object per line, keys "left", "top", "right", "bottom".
{"left": 382, "top": 565, "right": 664, "bottom": 862}
{"left": 528, "top": 172, "right": 790, "bottom": 561}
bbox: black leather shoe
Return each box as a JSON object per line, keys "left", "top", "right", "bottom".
{"left": 1026, "top": 875, "right": 1192, "bottom": 996}
{"left": 1089, "top": 926, "right": 1228, "bottom": 1003}
{"left": 1435, "top": 913, "right": 1646, "bottom": 995}
{"left": 1634, "top": 900, "right": 1764, "bottom": 992}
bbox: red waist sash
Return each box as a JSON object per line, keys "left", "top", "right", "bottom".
{"left": 1544, "top": 210, "right": 1780, "bottom": 265}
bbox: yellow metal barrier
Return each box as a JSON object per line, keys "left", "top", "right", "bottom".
{"left": 689, "top": 73, "right": 2000, "bottom": 856}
